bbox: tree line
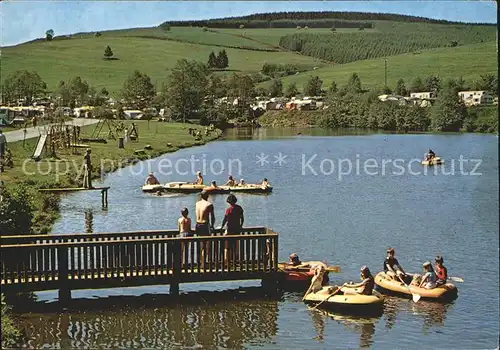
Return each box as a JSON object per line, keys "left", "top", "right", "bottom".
{"left": 160, "top": 11, "right": 496, "bottom": 28}
{"left": 161, "top": 19, "right": 372, "bottom": 30}
{"left": 2, "top": 65, "right": 496, "bottom": 132}
{"left": 260, "top": 73, "right": 497, "bottom": 133}
{"left": 279, "top": 27, "right": 496, "bottom": 64}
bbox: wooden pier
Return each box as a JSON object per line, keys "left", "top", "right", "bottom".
{"left": 0, "top": 227, "right": 279, "bottom": 301}
{"left": 39, "top": 186, "right": 110, "bottom": 209}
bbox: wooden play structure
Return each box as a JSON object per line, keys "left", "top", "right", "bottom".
{"left": 32, "top": 121, "right": 87, "bottom": 161}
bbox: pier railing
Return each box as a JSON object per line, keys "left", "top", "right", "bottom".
{"left": 0, "top": 227, "right": 279, "bottom": 297}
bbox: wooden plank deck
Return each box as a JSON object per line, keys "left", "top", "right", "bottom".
{"left": 1, "top": 263, "right": 270, "bottom": 285}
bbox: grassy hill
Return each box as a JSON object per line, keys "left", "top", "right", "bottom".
{"left": 1, "top": 34, "right": 325, "bottom": 94}
{"left": 264, "top": 41, "right": 498, "bottom": 91}
{"left": 1, "top": 12, "right": 497, "bottom": 97}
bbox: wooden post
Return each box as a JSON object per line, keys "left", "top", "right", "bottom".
{"left": 57, "top": 246, "right": 71, "bottom": 303}
{"left": 101, "top": 189, "right": 108, "bottom": 209}
{"left": 170, "top": 239, "right": 181, "bottom": 295}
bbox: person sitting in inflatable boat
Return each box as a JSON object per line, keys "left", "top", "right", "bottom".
{"left": 384, "top": 248, "right": 410, "bottom": 282}
{"left": 145, "top": 172, "right": 160, "bottom": 185}
{"left": 434, "top": 256, "right": 448, "bottom": 286}
{"left": 225, "top": 175, "right": 236, "bottom": 186}
{"left": 238, "top": 179, "right": 246, "bottom": 187}
{"left": 261, "top": 178, "right": 270, "bottom": 187}
{"left": 195, "top": 171, "right": 204, "bottom": 185}
{"left": 425, "top": 149, "right": 436, "bottom": 161}
{"left": 410, "top": 261, "right": 437, "bottom": 289}
{"left": 341, "top": 265, "right": 375, "bottom": 295}
{"left": 289, "top": 253, "right": 302, "bottom": 266}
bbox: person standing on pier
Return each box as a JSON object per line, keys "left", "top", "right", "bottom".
{"left": 221, "top": 194, "right": 244, "bottom": 267}
{"left": 83, "top": 148, "right": 93, "bottom": 189}
{"left": 195, "top": 191, "right": 215, "bottom": 269}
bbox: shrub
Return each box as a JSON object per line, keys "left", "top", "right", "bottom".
{"left": 0, "top": 185, "right": 35, "bottom": 235}
{"left": 1, "top": 294, "right": 20, "bottom": 349}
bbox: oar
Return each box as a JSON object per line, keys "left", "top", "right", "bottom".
{"left": 448, "top": 276, "right": 464, "bottom": 283}
{"left": 311, "top": 287, "right": 341, "bottom": 311}
{"left": 398, "top": 275, "right": 421, "bottom": 303}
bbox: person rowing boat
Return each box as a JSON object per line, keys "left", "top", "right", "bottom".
{"left": 145, "top": 172, "right": 160, "bottom": 185}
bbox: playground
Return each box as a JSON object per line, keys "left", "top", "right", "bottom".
{"left": 3, "top": 120, "right": 220, "bottom": 186}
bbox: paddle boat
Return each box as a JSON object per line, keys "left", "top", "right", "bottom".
{"left": 421, "top": 156, "right": 444, "bottom": 166}
{"left": 303, "top": 285, "right": 384, "bottom": 315}
{"left": 374, "top": 271, "right": 458, "bottom": 301}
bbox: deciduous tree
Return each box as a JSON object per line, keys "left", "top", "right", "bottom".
{"left": 304, "top": 75, "right": 323, "bottom": 96}
{"left": 167, "top": 59, "right": 209, "bottom": 121}
{"left": 45, "top": 29, "right": 54, "bottom": 41}
{"left": 394, "top": 78, "right": 407, "bottom": 96}
{"left": 2, "top": 70, "right": 46, "bottom": 104}
{"left": 285, "top": 82, "right": 299, "bottom": 98}
{"left": 345, "top": 73, "right": 362, "bottom": 94}
{"left": 121, "top": 70, "right": 155, "bottom": 108}
{"left": 268, "top": 78, "right": 283, "bottom": 97}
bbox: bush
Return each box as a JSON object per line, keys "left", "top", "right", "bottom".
{"left": 40, "top": 193, "right": 60, "bottom": 212}
{"left": 1, "top": 294, "right": 20, "bottom": 348}
{"left": 0, "top": 185, "right": 35, "bottom": 235}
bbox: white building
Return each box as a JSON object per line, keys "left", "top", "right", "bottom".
{"left": 458, "top": 90, "right": 493, "bottom": 106}
{"left": 410, "top": 92, "right": 435, "bottom": 99}
{"left": 123, "top": 109, "right": 144, "bottom": 120}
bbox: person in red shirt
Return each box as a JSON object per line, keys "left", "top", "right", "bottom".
{"left": 221, "top": 194, "right": 244, "bottom": 267}
{"left": 434, "top": 256, "right": 448, "bottom": 286}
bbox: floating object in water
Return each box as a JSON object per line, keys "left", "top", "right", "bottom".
{"left": 374, "top": 271, "right": 458, "bottom": 301}
{"left": 421, "top": 156, "right": 444, "bottom": 166}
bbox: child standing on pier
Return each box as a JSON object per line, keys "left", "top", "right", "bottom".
{"left": 178, "top": 208, "right": 193, "bottom": 265}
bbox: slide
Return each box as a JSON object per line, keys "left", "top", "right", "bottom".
{"left": 32, "top": 134, "right": 48, "bottom": 161}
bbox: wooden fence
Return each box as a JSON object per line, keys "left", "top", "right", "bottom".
{"left": 0, "top": 227, "right": 279, "bottom": 300}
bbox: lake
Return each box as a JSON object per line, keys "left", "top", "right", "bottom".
{"left": 15, "top": 128, "right": 499, "bottom": 348}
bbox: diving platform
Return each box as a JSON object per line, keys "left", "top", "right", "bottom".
{"left": 38, "top": 187, "right": 110, "bottom": 208}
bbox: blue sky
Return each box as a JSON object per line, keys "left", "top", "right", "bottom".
{"left": 1, "top": 1, "right": 497, "bottom": 47}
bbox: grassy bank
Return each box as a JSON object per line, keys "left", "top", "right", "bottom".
{"left": 2, "top": 121, "right": 221, "bottom": 233}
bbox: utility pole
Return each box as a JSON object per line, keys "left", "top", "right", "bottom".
{"left": 384, "top": 58, "right": 388, "bottom": 87}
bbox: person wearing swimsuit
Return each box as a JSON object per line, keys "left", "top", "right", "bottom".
{"left": 195, "top": 191, "right": 215, "bottom": 268}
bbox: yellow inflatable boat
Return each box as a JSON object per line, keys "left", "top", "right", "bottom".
{"left": 374, "top": 272, "right": 458, "bottom": 301}
{"left": 303, "top": 286, "right": 384, "bottom": 315}
{"left": 141, "top": 184, "right": 165, "bottom": 193}
{"left": 421, "top": 156, "right": 444, "bottom": 166}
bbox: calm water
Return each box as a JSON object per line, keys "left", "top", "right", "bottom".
{"left": 16, "top": 128, "right": 499, "bottom": 348}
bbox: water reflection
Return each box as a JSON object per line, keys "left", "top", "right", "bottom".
{"left": 223, "top": 127, "right": 381, "bottom": 140}
{"left": 84, "top": 209, "right": 93, "bottom": 233}
{"left": 309, "top": 309, "right": 379, "bottom": 348}
{"left": 383, "top": 296, "right": 454, "bottom": 332}
{"left": 17, "top": 288, "right": 279, "bottom": 349}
